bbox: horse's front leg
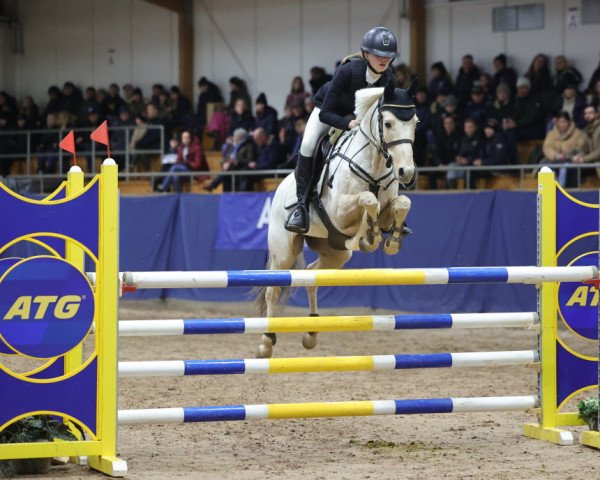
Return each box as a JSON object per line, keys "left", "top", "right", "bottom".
{"left": 379, "top": 194, "right": 411, "bottom": 255}
{"left": 337, "top": 191, "right": 382, "bottom": 252}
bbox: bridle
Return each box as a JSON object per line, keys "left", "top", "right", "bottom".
{"left": 327, "top": 96, "right": 415, "bottom": 196}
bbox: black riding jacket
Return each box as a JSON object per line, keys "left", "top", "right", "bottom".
{"left": 314, "top": 58, "right": 397, "bottom": 131}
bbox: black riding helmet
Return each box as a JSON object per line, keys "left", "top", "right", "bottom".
{"left": 361, "top": 27, "right": 399, "bottom": 59}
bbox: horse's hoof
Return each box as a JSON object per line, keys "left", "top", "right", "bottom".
{"left": 302, "top": 332, "right": 319, "bottom": 349}
{"left": 359, "top": 237, "right": 379, "bottom": 253}
{"left": 256, "top": 343, "right": 273, "bottom": 358}
{"left": 383, "top": 233, "right": 402, "bottom": 255}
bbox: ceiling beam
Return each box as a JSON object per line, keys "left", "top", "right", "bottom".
{"left": 143, "top": 0, "right": 194, "bottom": 99}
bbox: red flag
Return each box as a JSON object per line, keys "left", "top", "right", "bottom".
{"left": 59, "top": 130, "right": 76, "bottom": 155}
{"left": 91, "top": 120, "right": 111, "bottom": 158}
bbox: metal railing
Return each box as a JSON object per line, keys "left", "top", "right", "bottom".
{"left": 0, "top": 125, "right": 165, "bottom": 176}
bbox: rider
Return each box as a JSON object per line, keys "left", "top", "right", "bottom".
{"left": 285, "top": 26, "right": 403, "bottom": 234}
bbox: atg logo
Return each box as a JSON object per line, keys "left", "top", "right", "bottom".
{"left": 0, "top": 256, "right": 95, "bottom": 358}
{"left": 558, "top": 252, "right": 598, "bottom": 341}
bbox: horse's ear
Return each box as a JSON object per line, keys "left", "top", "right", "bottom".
{"left": 384, "top": 80, "right": 395, "bottom": 101}
{"left": 407, "top": 77, "right": 418, "bottom": 98}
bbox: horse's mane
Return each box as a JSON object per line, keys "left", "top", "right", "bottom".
{"left": 354, "top": 87, "right": 384, "bottom": 122}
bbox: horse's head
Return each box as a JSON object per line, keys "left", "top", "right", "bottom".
{"left": 356, "top": 79, "right": 418, "bottom": 185}
{"left": 377, "top": 79, "right": 418, "bottom": 184}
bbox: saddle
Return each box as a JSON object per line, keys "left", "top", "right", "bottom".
{"left": 284, "top": 133, "right": 353, "bottom": 250}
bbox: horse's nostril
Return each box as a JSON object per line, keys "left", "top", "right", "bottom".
{"left": 398, "top": 168, "right": 405, "bottom": 178}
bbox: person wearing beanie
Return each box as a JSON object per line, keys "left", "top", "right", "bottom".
{"left": 492, "top": 53, "right": 517, "bottom": 97}
{"left": 169, "top": 85, "right": 193, "bottom": 129}
{"left": 196, "top": 76, "right": 223, "bottom": 128}
{"left": 228, "top": 77, "right": 251, "bottom": 114}
{"left": 472, "top": 117, "right": 512, "bottom": 186}
{"left": 454, "top": 54, "right": 481, "bottom": 107}
{"left": 464, "top": 82, "right": 489, "bottom": 131}
{"left": 254, "top": 92, "right": 279, "bottom": 137}
{"left": 513, "top": 77, "right": 545, "bottom": 141}
{"left": 553, "top": 83, "right": 587, "bottom": 129}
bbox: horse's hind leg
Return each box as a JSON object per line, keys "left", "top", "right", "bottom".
{"left": 256, "top": 232, "right": 304, "bottom": 358}
{"left": 302, "top": 238, "right": 352, "bottom": 350}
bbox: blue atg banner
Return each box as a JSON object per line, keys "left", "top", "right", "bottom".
{"left": 216, "top": 193, "right": 274, "bottom": 250}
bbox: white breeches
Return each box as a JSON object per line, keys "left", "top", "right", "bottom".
{"left": 299, "top": 107, "right": 330, "bottom": 157}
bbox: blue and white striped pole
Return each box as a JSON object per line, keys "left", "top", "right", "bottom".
{"left": 118, "top": 350, "right": 538, "bottom": 377}
{"left": 117, "top": 395, "right": 539, "bottom": 425}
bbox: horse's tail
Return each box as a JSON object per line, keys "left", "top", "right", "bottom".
{"left": 253, "top": 254, "right": 305, "bottom": 317}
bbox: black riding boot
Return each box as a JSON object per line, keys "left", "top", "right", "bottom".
{"left": 285, "top": 154, "right": 313, "bottom": 234}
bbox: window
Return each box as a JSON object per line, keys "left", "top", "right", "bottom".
{"left": 581, "top": 0, "right": 600, "bottom": 25}
{"left": 493, "top": 4, "right": 544, "bottom": 32}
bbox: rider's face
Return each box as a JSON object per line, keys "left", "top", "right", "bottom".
{"left": 365, "top": 52, "right": 393, "bottom": 73}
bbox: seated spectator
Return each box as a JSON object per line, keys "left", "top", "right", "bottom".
{"left": 464, "top": 82, "right": 489, "bottom": 131}
{"left": 553, "top": 55, "right": 583, "bottom": 95}
{"left": 208, "top": 128, "right": 255, "bottom": 192}
{"left": 0, "top": 91, "right": 18, "bottom": 127}
{"left": 587, "top": 53, "right": 600, "bottom": 95}
{"left": 129, "top": 114, "right": 148, "bottom": 154}
{"left": 129, "top": 88, "right": 147, "bottom": 118}
{"left": 75, "top": 105, "right": 103, "bottom": 169}
{"left": 112, "top": 106, "right": 136, "bottom": 170}
{"left": 122, "top": 84, "right": 135, "bottom": 103}
{"left": 228, "top": 77, "right": 251, "bottom": 113}
{"left": 42, "top": 86, "right": 63, "bottom": 123}
{"left": 304, "top": 96, "right": 315, "bottom": 115}
{"left": 553, "top": 84, "right": 587, "bottom": 129}
{"left": 542, "top": 111, "right": 589, "bottom": 187}
{"left": 394, "top": 63, "right": 414, "bottom": 90}
{"left": 479, "top": 72, "right": 494, "bottom": 104}
{"left": 472, "top": 118, "right": 512, "bottom": 185}
{"left": 290, "top": 117, "right": 307, "bottom": 163}
{"left": 228, "top": 98, "right": 255, "bottom": 136}
{"left": 206, "top": 103, "right": 230, "bottom": 149}
{"left": 157, "top": 90, "right": 171, "bottom": 118}
{"left": 512, "top": 77, "right": 545, "bottom": 141}
{"left": 454, "top": 54, "right": 481, "bottom": 108}
{"left": 150, "top": 84, "right": 166, "bottom": 105}
{"left": 432, "top": 94, "right": 461, "bottom": 140}
{"left": 573, "top": 106, "right": 600, "bottom": 177}
{"left": 196, "top": 77, "right": 224, "bottom": 128}
{"left": 134, "top": 103, "right": 168, "bottom": 170}
{"left": 525, "top": 53, "right": 554, "bottom": 113}
{"left": 309, "top": 66, "right": 332, "bottom": 97}
{"left": 61, "top": 82, "right": 83, "bottom": 117}
{"left": 487, "top": 83, "right": 514, "bottom": 126}
{"left": 431, "top": 114, "right": 460, "bottom": 189}
{"left": 19, "top": 96, "right": 40, "bottom": 127}
{"left": 81, "top": 87, "right": 98, "bottom": 119}
{"left": 285, "top": 76, "right": 310, "bottom": 109}
{"left": 0, "top": 113, "right": 16, "bottom": 176}
{"left": 447, "top": 118, "right": 483, "bottom": 189}
{"left": 36, "top": 112, "right": 60, "bottom": 174}
{"left": 158, "top": 130, "right": 207, "bottom": 193}
{"left": 168, "top": 86, "right": 193, "bottom": 130}
{"left": 153, "top": 136, "right": 179, "bottom": 191}
{"left": 491, "top": 53, "right": 517, "bottom": 97}
{"left": 414, "top": 86, "right": 431, "bottom": 167}
{"left": 12, "top": 114, "right": 30, "bottom": 158}
{"left": 101, "top": 83, "right": 126, "bottom": 117}
{"left": 588, "top": 79, "right": 600, "bottom": 111}
{"left": 255, "top": 93, "right": 278, "bottom": 138}
{"left": 428, "top": 61, "right": 453, "bottom": 103}
{"left": 96, "top": 88, "right": 108, "bottom": 108}
{"left": 244, "top": 127, "right": 282, "bottom": 190}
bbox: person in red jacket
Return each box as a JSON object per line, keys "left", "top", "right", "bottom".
{"left": 158, "top": 130, "right": 207, "bottom": 193}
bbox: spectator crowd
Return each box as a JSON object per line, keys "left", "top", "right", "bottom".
{"left": 0, "top": 51, "right": 599, "bottom": 190}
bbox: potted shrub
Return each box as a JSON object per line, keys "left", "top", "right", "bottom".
{"left": 0, "top": 415, "right": 78, "bottom": 477}
{"left": 577, "top": 398, "right": 599, "bottom": 431}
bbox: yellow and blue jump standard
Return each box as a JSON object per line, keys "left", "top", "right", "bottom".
{"left": 524, "top": 168, "right": 600, "bottom": 447}
{"left": 0, "top": 160, "right": 126, "bottom": 476}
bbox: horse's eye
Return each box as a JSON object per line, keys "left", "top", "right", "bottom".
{"left": 384, "top": 122, "right": 392, "bottom": 128}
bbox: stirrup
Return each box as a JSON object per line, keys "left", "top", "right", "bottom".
{"left": 285, "top": 205, "right": 309, "bottom": 234}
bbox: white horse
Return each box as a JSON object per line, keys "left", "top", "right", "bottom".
{"left": 255, "top": 80, "right": 418, "bottom": 358}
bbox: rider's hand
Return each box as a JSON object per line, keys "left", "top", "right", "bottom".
{"left": 348, "top": 119, "right": 359, "bottom": 129}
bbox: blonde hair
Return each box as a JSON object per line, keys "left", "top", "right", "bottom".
{"left": 341, "top": 51, "right": 364, "bottom": 65}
